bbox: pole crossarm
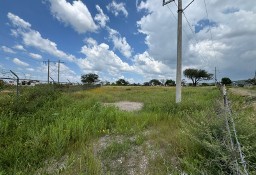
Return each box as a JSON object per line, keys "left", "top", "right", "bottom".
{"left": 163, "top": 0, "right": 174, "bottom": 6}
{"left": 183, "top": 0, "right": 194, "bottom": 11}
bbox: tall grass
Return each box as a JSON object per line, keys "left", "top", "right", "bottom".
{"left": 0, "top": 85, "right": 255, "bottom": 174}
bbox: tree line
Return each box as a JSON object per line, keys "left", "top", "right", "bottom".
{"left": 80, "top": 68, "right": 256, "bottom": 86}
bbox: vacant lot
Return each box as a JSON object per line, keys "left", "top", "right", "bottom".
{"left": 0, "top": 86, "right": 255, "bottom": 174}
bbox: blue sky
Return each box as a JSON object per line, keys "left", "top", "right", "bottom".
{"left": 1, "top": 0, "right": 256, "bottom": 83}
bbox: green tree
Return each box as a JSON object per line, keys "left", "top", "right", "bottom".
{"left": 183, "top": 68, "right": 213, "bottom": 86}
{"left": 246, "top": 78, "right": 256, "bottom": 85}
{"left": 165, "top": 79, "right": 175, "bottom": 86}
{"left": 0, "top": 80, "right": 4, "bottom": 89}
{"left": 143, "top": 82, "right": 150, "bottom": 86}
{"left": 81, "top": 73, "right": 99, "bottom": 84}
{"left": 116, "top": 79, "right": 129, "bottom": 86}
{"left": 221, "top": 77, "right": 232, "bottom": 85}
{"left": 149, "top": 79, "right": 162, "bottom": 86}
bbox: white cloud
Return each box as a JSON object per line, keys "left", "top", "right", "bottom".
{"left": 77, "top": 38, "right": 133, "bottom": 80}
{"left": 26, "top": 68, "right": 35, "bottom": 72}
{"left": 107, "top": 27, "right": 132, "bottom": 58}
{"left": 13, "top": 44, "right": 26, "bottom": 51}
{"left": 133, "top": 51, "right": 174, "bottom": 79}
{"left": 13, "top": 58, "right": 29, "bottom": 67}
{"left": 7, "top": 13, "right": 75, "bottom": 61}
{"left": 1, "top": 46, "right": 16, "bottom": 54}
{"left": 107, "top": 1, "right": 128, "bottom": 17}
{"left": 136, "top": 0, "right": 256, "bottom": 80}
{"left": 7, "top": 12, "right": 31, "bottom": 29}
{"left": 29, "top": 53, "right": 42, "bottom": 59}
{"left": 48, "top": 0, "right": 98, "bottom": 33}
{"left": 94, "top": 5, "right": 109, "bottom": 27}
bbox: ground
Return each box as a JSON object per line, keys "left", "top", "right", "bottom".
{"left": 229, "top": 87, "right": 256, "bottom": 111}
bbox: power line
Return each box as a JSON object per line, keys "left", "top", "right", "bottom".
{"left": 203, "top": 0, "right": 217, "bottom": 65}
{"left": 203, "top": 0, "right": 213, "bottom": 41}
{"left": 166, "top": 4, "right": 176, "bottom": 20}
{"left": 166, "top": 4, "right": 191, "bottom": 41}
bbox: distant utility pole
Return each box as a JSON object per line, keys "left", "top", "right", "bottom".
{"left": 163, "top": 0, "right": 194, "bottom": 103}
{"left": 44, "top": 59, "right": 64, "bottom": 84}
{"left": 215, "top": 67, "right": 217, "bottom": 85}
{"left": 58, "top": 60, "right": 60, "bottom": 84}
{"left": 48, "top": 59, "right": 50, "bottom": 84}
{"left": 10, "top": 70, "right": 19, "bottom": 97}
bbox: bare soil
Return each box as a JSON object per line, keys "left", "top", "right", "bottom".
{"left": 103, "top": 101, "right": 144, "bottom": 112}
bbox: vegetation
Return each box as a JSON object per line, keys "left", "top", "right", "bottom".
{"left": 183, "top": 68, "right": 213, "bottom": 86}
{"left": 165, "top": 79, "right": 175, "bottom": 86}
{"left": 221, "top": 77, "right": 232, "bottom": 85}
{"left": 149, "top": 79, "right": 162, "bottom": 86}
{"left": 115, "top": 79, "right": 129, "bottom": 86}
{"left": 81, "top": 73, "right": 99, "bottom": 84}
{"left": 0, "top": 80, "right": 4, "bottom": 89}
{"left": 0, "top": 85, "right": 255, "bottom": 174}
{"left": 246, "top": 78, "right": 256, "bottom": 85}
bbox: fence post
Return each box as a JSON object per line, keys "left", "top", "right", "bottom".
{"left": 10, "top": 70, "right": 19, "bottom": 98}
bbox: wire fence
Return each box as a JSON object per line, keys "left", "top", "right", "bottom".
{"left": 220, "top": 84, "right": 249, "bottom": 175}
{"left": 0, "top": 70, "right": 101, "bottom": 98}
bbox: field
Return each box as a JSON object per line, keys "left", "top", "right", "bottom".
{"left": 0, "top": 85, "right": 255, "bottom": 174}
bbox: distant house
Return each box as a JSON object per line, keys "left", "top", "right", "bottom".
{"left": 8, "top": 80, "right": 16, "bottom": 85}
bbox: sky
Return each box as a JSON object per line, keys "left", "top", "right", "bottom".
{"left": 0, "top": 0, "right": 255, "bottom": 84}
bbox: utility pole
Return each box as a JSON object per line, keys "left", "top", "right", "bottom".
{"left": 163, "top": 0, "right": 194, "bottom": 103}
{"left": 58, "top": 60, "right": 60, "bottom": 84}
{"left": 44, "top": 59, "right": 64, "bottom": 84}
{"left": 176, "top": 0, "right": 182, "bottom": 103}
{"left": 10, "top": 70, "right": 19, "bottom": 97}
{"left": 48, "top": 59, "right": 50, "bottom": 84}
{"left": 215, "top": 67, "right": 217, "bottom": 85}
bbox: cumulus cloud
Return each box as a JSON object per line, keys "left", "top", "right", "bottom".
{"left": 26, "top": 68, "right": 35, "bottom": 72}
{"left": 133, "top": 51, "right": 174, "bottom": 79}
{"left": 48, "top": 0, "right": 98, "bottom": 33}
{"left": 7, "top": 12, "right": 75, "bottom": 61}
{"left": 107, "top": 1, "right": 128, "bottom": 17}
{"left": 107, "top": 27, "right": 132, "bottom": 58}
{"left": 29, "top": 53, "right": 42, "bottom": 59}
{"left": 77, "top": 37, "right": 174, "bottom": 82}
{"left": 78, "top": 38, "right": 133, "bottom": 75}
{"left": 13, "top": 44, "right": 26, "bottom": 51}
{"left": 94, "top": 5, "right": 109, "bottom": 27}
{"left": 137, "top": 0, "right": 256, "bottom": 80}
{"left": 7, "top": 12, "right": 31, "bottom": 29}
{"left": 13, "top": 58, "right": 29, "bottom": 67}
{"left": 1, "top": 46, "right": 16, "bottom": 54}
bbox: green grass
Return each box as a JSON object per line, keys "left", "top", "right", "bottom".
{"left": 0, "top": 85, "right": 255, "bottom": 174}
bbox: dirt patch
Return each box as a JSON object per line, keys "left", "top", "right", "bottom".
{"left": 103, "top": 101, "right": 144, "bottom": 112}
{"left": 93, "top": 131, "right": 163, "bottom": 175}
